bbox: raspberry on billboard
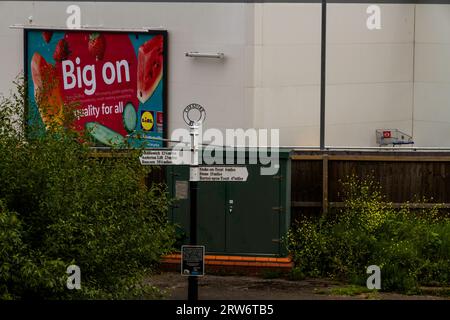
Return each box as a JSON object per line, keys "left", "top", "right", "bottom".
{"left": 25, "top": 29, "right": 167, "bottom": 148}
{"left": 383, "top": 131, "right": 391, "bottom": 138}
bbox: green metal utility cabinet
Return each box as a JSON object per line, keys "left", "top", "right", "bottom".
{"left": 167, "top": 149, "right": 291, "bottom": 257}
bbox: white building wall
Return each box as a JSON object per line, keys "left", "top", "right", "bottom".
{"left": 0, "top": 1, "right": 254, "bottom": 140}
{"left": 0, "top": 1, "right": 33, "bottom": 97}
{"left": 414, "top": 4, "right": 450, "bottom": 147}
{"left": 325, "top": 4, "right": 415, "bottom": 147}
{"left": 251, "top": 3, "right": 417, "bottom": 147}
{"left": 1, "top": 2, "right": 450, "bottom": 148}
{"left": 251, "top": 3, "right": 321, "bottom": 146}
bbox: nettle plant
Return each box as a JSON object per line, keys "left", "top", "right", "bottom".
{"left": 0, "top": 76, "right": 175, "bottom": 299}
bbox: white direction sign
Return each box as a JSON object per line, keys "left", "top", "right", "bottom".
{"left": 198, "top": 166, "right": 248, "bottom": 182}
{"left": 139, "top": 149, "right": 190, "bottom": 165}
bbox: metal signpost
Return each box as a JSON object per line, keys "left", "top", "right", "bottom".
{"left": 140, "top": 103, "right": 249, "bottom": 301}
{"left": 184, "top": 103, "right": 204, "bottom": 301}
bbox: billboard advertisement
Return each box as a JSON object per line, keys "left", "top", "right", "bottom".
{"left": 25, "top": 29, "right": 167, "bottom": 148}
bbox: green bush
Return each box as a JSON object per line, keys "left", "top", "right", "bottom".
{"left": 287, "top": 175, "right": 450, "bottom": 293}
{"left": 0, "top": 200, "right": 67, "bottom": 300}
{"left": 0, "top": 77, "right": 175, "bottom": 299}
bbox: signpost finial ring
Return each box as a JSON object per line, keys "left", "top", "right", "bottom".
{"left": 183, "top": 103, "right": 206, "bottom": 126}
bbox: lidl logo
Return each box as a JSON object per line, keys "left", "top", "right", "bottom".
{"left": 141, "top": 111, "right": 154, "bottom": 131}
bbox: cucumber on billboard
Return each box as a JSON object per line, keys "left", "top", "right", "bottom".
{"left": 25, "top": 29, "right": 167, "bottom": 148}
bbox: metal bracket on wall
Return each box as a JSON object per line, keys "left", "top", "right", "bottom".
{"left": 185, "top": 52, "right": 225, "bottom": 59}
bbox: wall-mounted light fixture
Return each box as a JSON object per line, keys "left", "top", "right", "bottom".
{"left": 185, "top": 52, "right": 225, "bottom": 59}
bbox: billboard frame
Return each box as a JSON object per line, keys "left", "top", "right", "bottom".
{"left": 23, "top": 27, "right": 169, "bottom": 149}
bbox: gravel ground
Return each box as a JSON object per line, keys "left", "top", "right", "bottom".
{"left": 146, "top": 272, "right": 448, "bottom": 300}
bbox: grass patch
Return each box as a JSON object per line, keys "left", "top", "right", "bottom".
{"left": 329, "top": 285, "right": 374, "bottom": 296}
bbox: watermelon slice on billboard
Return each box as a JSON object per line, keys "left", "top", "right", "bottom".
{"left": 30, "top": 52, "right": 64, "bottom": 128}
{"left": 137, "top": 35, "right": 163, "bottom": 104}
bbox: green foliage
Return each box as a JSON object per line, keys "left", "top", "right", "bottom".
{"left": 0, "top": 77, "right": 175, "bottom": 299}
{"left": 0, "top": 200, "right": 67, "bottom": 300}
{"left": 287, "top": 175, "right": 450, "bottom": 293}
{"left": 288, "top": 267, "right": 306, "bottom": 281}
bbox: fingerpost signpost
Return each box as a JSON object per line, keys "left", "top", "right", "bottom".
{"left": 186, "top": 103, "right": 202, "bottom": 301}
{"left": 140, "top": 103, "right": 249, "bottom": 301}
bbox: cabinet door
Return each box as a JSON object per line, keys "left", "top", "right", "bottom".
{"left": 197, "top": 181, "right": 227, "bottom": 253}
{"left": 168, "top": 166, "right": 190, "bottom": 245}
{"left": 226, "top": 165, "right": 280, "bottom": 255}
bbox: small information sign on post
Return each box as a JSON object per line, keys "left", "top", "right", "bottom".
{"left": 139, "top": 149, "right": 190, "bottom": 165}
{"left": 199, "top": 166, "right": 248, "bottom": 182}
{"left": 181, "top": 245, "right": 205, "bottom": 277}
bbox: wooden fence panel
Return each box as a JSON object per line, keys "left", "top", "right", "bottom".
{"left": 291, "top": 151, "right": 450, "bottom": 219}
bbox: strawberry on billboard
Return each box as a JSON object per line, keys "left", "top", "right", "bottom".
{"left": 25, "top": 29, "right": 167, "bottom": 148}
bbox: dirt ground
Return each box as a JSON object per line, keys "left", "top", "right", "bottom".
{"left": 146, "top": 272, "right": 448, "bottom": 300}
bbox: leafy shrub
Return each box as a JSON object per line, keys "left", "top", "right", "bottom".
{"left": 287, "top": 175, "right": 450, "bottom": 293}
{"left": 0, "top": 200, "right": 67, "bottom": 300}
{"left": 0, "top": 77, "right": 175, "bottom": 299}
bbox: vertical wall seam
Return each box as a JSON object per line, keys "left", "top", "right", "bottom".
{"left": 253, "top": 3, "right": 264, "bottom": 129}
{"left": 319, "top": 1, "right": 327, "bottom": 149}
{"left": 411, "top": 3, "right": 417, "bottom": 139}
